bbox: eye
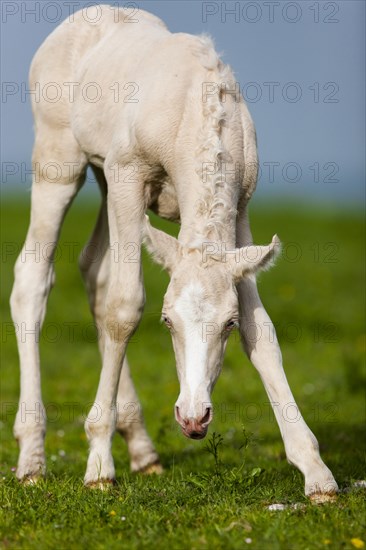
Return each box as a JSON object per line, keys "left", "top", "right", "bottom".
{"left": 161, "top": 314, "right": 173, "bottom": 329}
{"left": 224, "top": 319, "right": 239, "bottom": 332}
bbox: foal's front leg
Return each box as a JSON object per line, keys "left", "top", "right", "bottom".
{"left": 238, "top": 276, "right": 338, "bottom": 500}
{"left": 236, "top": 211, "right": 338, "bottom": 500}
{"left": 84, "top": 161, "right": 146, "bottom": 487}
{"left": 79, "top": 193, "right": 161, "bottom": 475}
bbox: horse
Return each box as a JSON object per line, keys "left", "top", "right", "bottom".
{"left": 10, "top": 5, "right": 338, "bottom": 500}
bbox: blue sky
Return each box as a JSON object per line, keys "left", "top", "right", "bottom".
{"left": 1, "top": 0, "right": 365, "bottom": 204}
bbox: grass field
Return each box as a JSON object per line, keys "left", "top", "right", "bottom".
{"left": 0, "top": 193, "right": 365, "bottom": 549}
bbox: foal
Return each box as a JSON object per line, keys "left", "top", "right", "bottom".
{"left": 10, "top": 5, "right": 337, "bottom": 500}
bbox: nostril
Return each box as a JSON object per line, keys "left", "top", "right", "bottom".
{"left": 200, "top": 407, "right": 212, "bottom": 426}
{"left": 175, "top": 406, "right": 186, "bottom": 425}
{"left": 175, "top": 406, "right": 212, "bottom": 430}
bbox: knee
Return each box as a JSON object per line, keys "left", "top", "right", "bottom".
{"left": 104, "top": 290, "right": 145, "bottom": 343}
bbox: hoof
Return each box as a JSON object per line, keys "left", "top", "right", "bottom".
{"left": 139, "top": 461, "right": 163, "bottom": 475}
{"left": 85, "top": 478, "right": 116, "bottom": 490}
{"left": 309, "top": 492, "right": 338, "bottom": 504}
{"left": 20, "top": 474, "right": 43, "bottom": 486}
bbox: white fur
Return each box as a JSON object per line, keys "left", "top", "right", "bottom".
{"left": 10, "top": 5, "right": 337, "bottom": 498}
{"left": 174, "top": 283, "right": 215, "bottom": 417}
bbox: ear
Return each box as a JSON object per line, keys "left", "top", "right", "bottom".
{"left": 143, "top": 215, "right": 182, "bottom": 274}
{"left": 229, "top": 235, "right": 281, "bottom": 282}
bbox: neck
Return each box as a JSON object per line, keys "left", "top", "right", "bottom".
{"left": 173, "top": 50, "right": 243, "bottom": 250}
{"left": 177, "top": 136, "right": 241, "bottom": 250}
{"left": 178, "top": 191, "right": 238, "bottom": 250}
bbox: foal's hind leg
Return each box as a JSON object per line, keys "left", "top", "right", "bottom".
{"left": 79, "top": 169, "right": 161, "bottom": 474}
{"left": 115, "top": 364, "right": 162, "bottom": 473}
{"left": 10, "top": 129, "right": 86, "bottom": 482}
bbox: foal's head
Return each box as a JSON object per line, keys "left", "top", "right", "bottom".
{"left": 144, "top": 217, "right": 280, "bottom": 439}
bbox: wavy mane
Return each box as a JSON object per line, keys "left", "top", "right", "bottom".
{"left": 193, "top": 35, "right": 241, "bottom": 242}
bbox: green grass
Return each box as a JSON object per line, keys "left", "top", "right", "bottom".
{"left": 1, "top": 193, "right": 365, "bottom": 549}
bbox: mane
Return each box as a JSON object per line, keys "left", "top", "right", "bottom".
{"left": 193, "top": 35, "right": 241, "bottom": 242}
